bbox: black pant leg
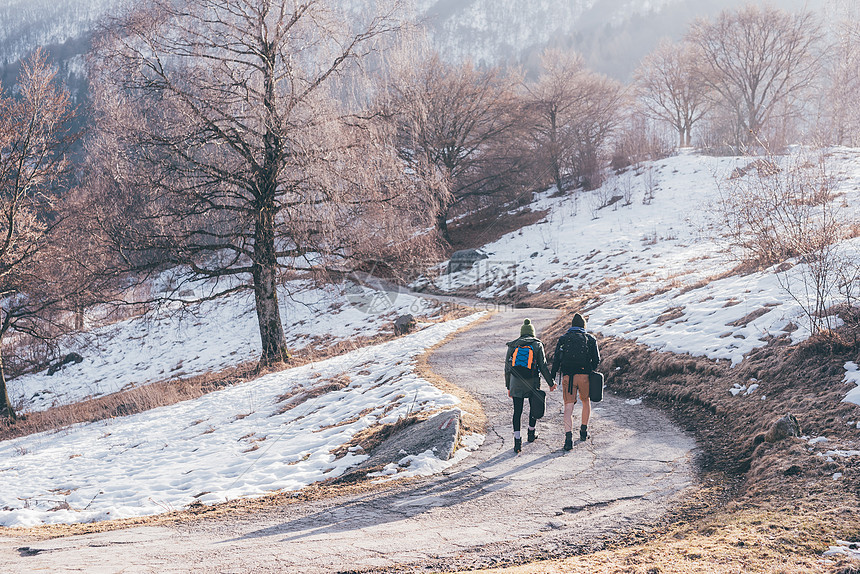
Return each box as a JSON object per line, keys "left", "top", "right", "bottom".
{"left": 512, "top": 396, "right": 524, "bottom": 431}
{"left": 527, "top": 394, "right": 538, "bottom": 427}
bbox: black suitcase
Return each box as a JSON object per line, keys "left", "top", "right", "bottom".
{"left": 588, "top": 371, "right": 604, "bottom": 402}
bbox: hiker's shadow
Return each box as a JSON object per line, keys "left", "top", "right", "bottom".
{"left": 222, "top": 449, "right": 558, "bottom": 544}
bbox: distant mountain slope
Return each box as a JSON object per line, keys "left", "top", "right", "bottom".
{"left": 0, "top": 0, "right": 113, "bottom": 65}
{"left": 0, "top": 0, "right": 813, "bottom": 81}
{"left": 417, "top": 0, "right": 686, "bottom": 76}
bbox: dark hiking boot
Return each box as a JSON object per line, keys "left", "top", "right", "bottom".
{"left": 527, "top": 428, "right": 536, "bottom": 442}
{"left": 580, "top": 425, "right": 588, "bottom": 442}
{"left": 514, "top": 438, "right": 522, "bottom": 453}
{"left": 563, "top": 432, "right": 573, "bottom": 451}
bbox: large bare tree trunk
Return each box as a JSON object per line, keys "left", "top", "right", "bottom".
{"left": 254, "top": 52, "right": 289, "bottom": 367}
{"left": 253, "top": 205, "right": 289, "bottom": 366}
{"left": 549, "top": 112, "right": 563, "bottom": 192}
{"left": 0, "top": 353, "right": 17, "bottom": 421}
{"left": 436, "top": 208, "right": 451, "bottom": 244}
{"left": 89, "top": 0, "right": 418, "bottom": 369}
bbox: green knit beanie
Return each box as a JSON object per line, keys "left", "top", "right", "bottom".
{"left": 520, "top": 318, "right": 535, "bottom": 337}
{"left": 572, "top": 313, "right": 586, "bottom": 329}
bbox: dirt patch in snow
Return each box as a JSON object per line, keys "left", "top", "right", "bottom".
{"left": 448, "top": 207, "right": 550, "bottom": 252}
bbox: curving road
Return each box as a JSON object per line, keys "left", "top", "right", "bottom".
{"left": 0, "top": 308, "right": 696, "bottom": 573}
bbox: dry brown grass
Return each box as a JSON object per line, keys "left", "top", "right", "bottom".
{"left": 654, "top": 306, "right": 685, "bottom": 325}
{"left": 726, "top": 304, "right": 779, "bottom": 328}
{"left": 678, "top": 265, "right": 757, "bottom": 296}
{"left": 0, "top": 362, "right": 259, "bottom": 442}
{"left": 0, "top": 331, "right": 405, "bottom": 442}
{"left": 536, "top": 277, "right": 567, "bottom": 292}
{"left": 629, "top": 286, "right": 673, "bottom": 304}
{"left": 274, "top": 373, "right": 352, "bottom": 415}
{"left": 329, "top": 414, "right": 420, "bottom": 462}
{"left": 458, "top": 506, "right": 852, "bottom": 573}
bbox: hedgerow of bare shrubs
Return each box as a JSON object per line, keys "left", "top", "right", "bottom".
{"left": 714, "top": 152, "right": 832, "bottom": 267}
{"left": 0, "top": 363, "right": 257, "bottom": 442}
{"left": 713, "top": 149, "right": 860, "bottom": 337}
{"left": 0, "top": 330, "right": 406, "bottom": 441}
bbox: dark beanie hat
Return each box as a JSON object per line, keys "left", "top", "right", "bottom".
{"left": 520, "top": 318, "right": 535, "bottom": 337}
{"left": 572, "top": 313, "right": 586, "bottom": 329}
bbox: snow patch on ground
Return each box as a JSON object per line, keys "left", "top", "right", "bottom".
{"left": 9, "top": 280, "right": 438, "bottom": 413}
{"left": 843, "top": 362, "right": 860, "bottom": 406}
{"left": 0, "top": 314, "right": 484, "bottom": 527}
{"left": 824, "top": 540, "right": 860, "bottom": 560}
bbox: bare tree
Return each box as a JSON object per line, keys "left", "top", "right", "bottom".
{"left": 524, "top": 49, "right": 586, "bottom": 193}
{"left": 687, "top": 5, "right": 823, "bottom": 149}
{"left": 821, "top": 18, "right": 860, "bottom": 146}
{"left": 525, "top": 49, "right": 625, "bottom": 192}
{"left": 611, "top": 110, "right": 675, "bottom": 171}
{"left": 0, "top": 49, "right": 77, "bottom": 419}
{"left": 634, "top": 39, "right": 708, "bottom": 149}
{"left": 385, "top": 52, "right": 525, "bottom": 243}
{"left": 567, "top": 71, "right": 625, "bottom": 190}
{"left": 85, "top": 0, "right": 415, "bottom": 367}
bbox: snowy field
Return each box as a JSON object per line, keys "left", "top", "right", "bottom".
{"left": 432, "top": 149, "right": 860, "bottom": 369}
{"left": 9, "top": 279, "right": 438, "bottom": 413}
{"left": 5, "top": 149, "right": 860, "bottom": 529}
{"left": 0, "top": 314, "right": 484, "bottom": 527}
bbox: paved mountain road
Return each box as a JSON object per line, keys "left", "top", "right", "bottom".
{"left": 0, "top": 308, "right": 697, "bottom": 573}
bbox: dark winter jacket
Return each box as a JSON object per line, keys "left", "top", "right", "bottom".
{"left": 505, "top": 336, "right": 553, "bottom": 398}
{"left": 550, "top": 327, "right": 601, "bottom": 379}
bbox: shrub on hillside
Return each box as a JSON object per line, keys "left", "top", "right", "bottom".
{"left": 713, "top": 150, "right": 860, "bottom": 336}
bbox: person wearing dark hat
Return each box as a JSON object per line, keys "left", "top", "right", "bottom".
{"left": 505, "top": 318, "right": 555, "bottom": 453}
{"left": 550, "top": 312, "right": 600, "bottom": 450}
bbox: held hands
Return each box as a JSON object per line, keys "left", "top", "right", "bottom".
{"left": 549, "top": 385, "right": 557, "bottom": 392}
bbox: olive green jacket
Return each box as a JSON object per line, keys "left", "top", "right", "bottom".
{"left": 504, "top": 336, "right": 554, "bottom": 398}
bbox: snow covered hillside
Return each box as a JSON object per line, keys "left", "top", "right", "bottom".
{"left": 0, "top": 0, "right": 113, "bottom": 64}
{"left": 0, "top": 313, "right": 484, "bottom": 527}
{"left": 8, "top": 279, "right": 438, "bottom": 413}
{"left": 432, "top": 149, "right": 860, "bottom": 373}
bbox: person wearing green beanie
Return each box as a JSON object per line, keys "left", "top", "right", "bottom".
{"left": 505, "top": 318, "right": 555, "bottom": 453}
{"left": 520, "top": 318, "right": 536, "bottom": 337}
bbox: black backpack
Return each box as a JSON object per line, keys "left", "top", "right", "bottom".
{"left": 558, "top": 332, "right": 590, "bottom": 373}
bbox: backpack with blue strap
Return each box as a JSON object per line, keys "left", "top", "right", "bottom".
{"left": 510, "top": 342, "right": 547, "bottom": 418}
{"left": 511, "top": 343, "right": 537, "bottom": 377}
